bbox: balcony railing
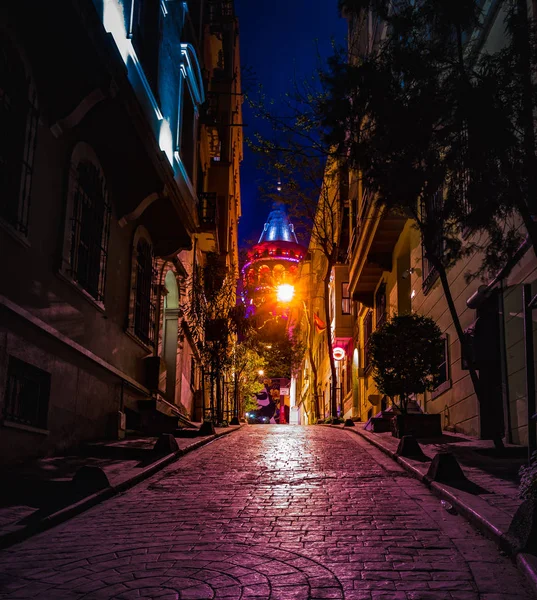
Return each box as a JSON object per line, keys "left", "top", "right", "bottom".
{"left": 208, "top": 1, "right": 234, "bottom": 25}
{"left": 198, "top": 192, "right": 218, "bottom": 230}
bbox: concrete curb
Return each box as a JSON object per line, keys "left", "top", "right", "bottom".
{"left": 0, "top": 426, "right": 241, "bottom": 550}
{"left": 335, "top": 425, "right": 537, "bottom": 598}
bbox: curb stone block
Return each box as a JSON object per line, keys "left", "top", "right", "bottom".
{"left": 72, "top": 466, "right": 110, "bottom": 494}
{"left": 153, "top": 433, "right": 179, "bottom": 454}
{"left": 427, "top": 452, "right": 466, "bottom": 483}
{"left": 396, "top": 435, "right": 426, "bottom": 459}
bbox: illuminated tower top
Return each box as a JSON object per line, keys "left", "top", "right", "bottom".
{"left": 258, "top": 202, "right": 298, "bottom": 244}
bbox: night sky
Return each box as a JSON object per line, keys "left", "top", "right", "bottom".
{"left": 234, "top": 0, "right": 347, "bottom": 248}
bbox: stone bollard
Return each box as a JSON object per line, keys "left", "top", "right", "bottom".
{"left": 426, "top": 452, "right": 466, "bottom": 483}
{"left": 396, "top": 435, "right": 426, "bottom": 459}
{"left": 230, "top": 416, "right": 240, "bottom": 426}
{"left": 153, "top": 433, "right": 179, "bottom": 454}
{"left": 199, "top": 420, "right": 216, "bottom": 436}
{"left": 344, "top": 419, "right": 355, "bottom": 427}
{"left": 72, "top": 466, "right": 110, "bottom": 495}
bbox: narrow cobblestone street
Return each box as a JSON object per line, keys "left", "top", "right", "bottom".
{"left": 0, "top": 426, "right": 532, "bottom": 600}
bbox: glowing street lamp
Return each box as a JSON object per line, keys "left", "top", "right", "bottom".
{"left": 277, "top": 283, "right": 295, "bottom": 303}
{"left": 258, "top": 369, "right": 264, "bottom": 376}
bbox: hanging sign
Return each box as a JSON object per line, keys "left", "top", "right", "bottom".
{"left": 333, "top": 347, "right": 346, "bottom": 361}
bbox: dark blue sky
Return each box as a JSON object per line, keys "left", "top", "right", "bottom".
{"left": 235, "top": 0, "right": 347, "bottom": 247}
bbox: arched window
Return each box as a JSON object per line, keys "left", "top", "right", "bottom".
{"left": 0, "top": 33, "right": 38, "bottom": 236}
{"left": 69, "top": 158, "right": 111, "bottom": 302}
{"left": 134, "top": 238, "right": 155, "bottom": 345}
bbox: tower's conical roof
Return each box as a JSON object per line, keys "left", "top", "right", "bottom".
{"left": 258, "top": 202, "right": 298, "bottom": 244}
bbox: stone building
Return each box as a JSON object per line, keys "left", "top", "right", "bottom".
{"left": 331, "top": 2, "right": 537, "bottom": 447}
{"left": 0, "top": 0, "right": 242, "bottom": 463}
{"left": 241, "top": 201, "right": 306, "bottom": 332}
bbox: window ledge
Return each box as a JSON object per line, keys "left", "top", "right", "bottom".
{"left": 431, "top": 379, "right": 451, "bottom": 400}
{"left": 2, "top": 420, "right": 49, "bottom": 436}
{"left": 125, "top": 328, "right": 154, "bottom": 353}
{"left": 56, "top": 269, "right": 106, "bottom": 313}
{"left": 0, "top": 218, "right": 31, "bottom": 249}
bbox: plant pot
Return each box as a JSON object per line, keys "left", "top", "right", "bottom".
{"left": 391, "top": 413, "right": 442, "bottom": 439}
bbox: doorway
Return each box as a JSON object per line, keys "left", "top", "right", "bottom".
{"left": 475, "top": 292, "right": 505, "bottom": 440}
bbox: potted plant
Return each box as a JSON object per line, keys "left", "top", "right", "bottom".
{"left": 368, "top": 313, "right": 445, "bottom": 438}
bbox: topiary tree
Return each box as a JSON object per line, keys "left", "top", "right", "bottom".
{"left": 368, "top": 313, "right": 445, "bottom": 414}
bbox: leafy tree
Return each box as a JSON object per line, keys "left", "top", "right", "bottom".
{"left": 183, "top": 252, "right": 241, "bottom": 423}
{"left": 320, "top": 0, "right": 537, "bottom": 446}
{"left": 368, "top": 314, "right": 445, "bottom": 414}
{"left": 230, "top": 336, "right": 266, "bottom": 419}
{"left": 261, "top": 324, "right": 306, "bottom": 380}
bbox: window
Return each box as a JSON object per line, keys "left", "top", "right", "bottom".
{"left": 364, "top": 310, "right": 373, "bottom": 372}
{"left": 69, "top": 159, "right": 111, "bottom": 302}
{"left": 432, "top": 336, "right": 451, "bottom": 397}
{"left": 131, "top": 0, "right": 161, "bottom": 96}
{"left": 134, "top": 239, "right": 156, "bottom": 345}
{"left": 0, "top": 34, "right": 38, "bottom": 236}
{"left": 375, "top": 282, "right": 387, "bottom": 327}
{"left": 422, "top": 189, "right": 443, "bottom": 293}
{"left": 180, "top": 83, "right": 197, "bottom": 183}
{"left": 341, "top": 282, "right": 351, "bottom": 314}
{"left": 3, "top": 356, "right": 50, "bottom": 430}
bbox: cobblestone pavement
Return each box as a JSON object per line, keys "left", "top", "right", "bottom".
{"left": 0, "top": 426, "right": 533, "bottom": 600}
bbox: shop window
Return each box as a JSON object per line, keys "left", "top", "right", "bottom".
{"left": 134, "top": 238, "right": 156, "bottom": 345}
{"left": 3, "top": 356, "right": 50, "bottom": 430}
{"left": 0, "top": 35, "right": 38, "bottom": 236}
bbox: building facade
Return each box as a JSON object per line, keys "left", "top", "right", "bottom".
{"left": 0, "top": 0, "right": 242, "bottom": 463}
{"left": 294, "top": 1, "right": 537, "bottom": 449}
{"left": 340, "top": 1, "right": 536, "bottom": 446}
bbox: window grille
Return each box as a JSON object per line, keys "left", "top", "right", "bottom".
{"left": 134, "top": 239, "right": 156, "bottom": 345}
{"left": 70, "top": 161, "right": 111, "bottom": 302}
{"left": 199, "top": 192, "right": 217, "bottom": 227}
{"left": 375, "top": 282, "right": 387, "bottom": 327}
{"left": 3, "top": 356, "right": 50, "bottom": 430}
{"left": 0, "top": 37, "right": 38, "bottom": 236}
{"left": 341, "top": 282, "right": 351, "bottom": 315}
{"left": 364, "top": 310, "right": 373, "bottom": 372}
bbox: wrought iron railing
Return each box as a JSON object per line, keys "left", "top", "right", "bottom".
{"left": 198, "top": 192, "right": 218, "bottom": 229}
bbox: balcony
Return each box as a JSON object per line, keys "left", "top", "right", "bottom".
{"left": 349, "top": 201, "right": 407, "bottom": 307}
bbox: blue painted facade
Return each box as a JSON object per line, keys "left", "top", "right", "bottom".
{"left": 97, "top": 0, "right": 204, "bottom": 188}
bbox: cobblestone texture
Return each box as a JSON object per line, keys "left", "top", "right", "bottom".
{"left": 0, "top": 426, "right": 532, "bottom": 599}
